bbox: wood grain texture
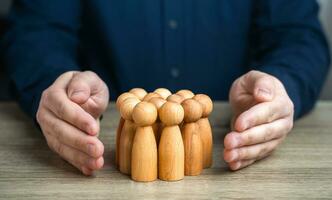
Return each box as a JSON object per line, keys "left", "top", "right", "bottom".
{"left": 0, "top": 102, "right": 332, "bottom": 199}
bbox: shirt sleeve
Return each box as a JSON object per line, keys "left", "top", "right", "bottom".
{"left": 249, "top": 0, "right": 330, "bottom": 119}
{"left": 1, "top": 0, "right": 81, "bottom": 119}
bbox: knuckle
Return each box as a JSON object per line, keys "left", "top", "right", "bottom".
{"left": 286, "top": 120, "right": 294, "bottom": 132}
{"left": 49, "top": 120, "right": 62, "bottom": 140}
{"left": 49, "top": 88, "right": 63, "bottom": 100}
{"left": 258, "top": 146, "right": 268, "bottom": 158}
{"left": 56, "top": 143, "right": 64, "bottom": 155}
{"left": 237, "top": 148, "right": 245, "bottom": 160}
{"left": 244, "top": 71, "right": 253, "bottom": 81}
{"left": 57, "top": 101, "right": 67, "bottom": 118}
{"left": 84, "top": 70, "right": 98, "bottom": 78}
{"left": 48, "top": 119, "right": 57, "bottom": 133}
{"left": 231, "top": 77, "right": 241, "bottom": 89}
{"left": 41, "top": 90, "right": 49, "bottom": 101}
{"left": 264, "top": 126, "right": 274, "bottom": 141}
{"left": 288, "top": 99, "right": 295, "bottom": 114}
{"left": 248, "top": 70, "right": 259, "bottom": 75}
{"left": 260, "top": 75, "right": 273, "bottom": 84}
{"left": 36, "top": 109, "right": 43, "bottom": 124}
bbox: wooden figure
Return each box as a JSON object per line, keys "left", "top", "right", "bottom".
{"left": 158, "top": 101, "right": 185, "bottom": 181}
{"left": 176, "top": 89, "right": 195, "bottom": 99}
{"left": 148, "top": 97, "right": 167, "bottom": 143}
{"left": 115, "top": 117, "right": 124, "bottom": 167}
{"left": 116, "top": 92, "right": 137, "bottom": 109}
{"left": 167, "top": 94, "right": 185, "bottom": 104}
{"left": 115, "top": 92, "right": 137, "bottom": 167}
{"left": 181, "top": 99, "right": 203, "bottom": 176}
{"left": 143, "top": 92, "right": 161, "bottom": 102}
{"left": 131, "top": 101, "right": 158, "bottom": 182}
{"left": 129, "top": 88, "right": 147, "bottom": 100}
{"left": 119, "top": 97, "right": 140, "bottom": 174}
{"left": 193, "top": 94, "right": 213, "bottom": 168}
{"left": 154, "top": 88, "right": 172, "bottom": 99}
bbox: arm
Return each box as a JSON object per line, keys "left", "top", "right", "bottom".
{"left": 1, "top": 0, "right": 81, "bottom": 118}
{"left": 1, "top": 1, "right": 109, "bottom": 175}
{"left": 249, "top": 0, "right": 330, "bottom": 119}
{"left": 224, "top": 0, "right": 330, "bottom": 170}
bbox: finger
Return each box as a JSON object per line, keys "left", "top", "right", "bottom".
{"left": 51, "top": 71, "right": 78, "bottom": 89}
{"left": 224, "top": 137, "right": 283, "bottom": 163}
{"left": 234, "top": 100, "right": 291, "bottom": 131}
{"left": 81, "top": 166, "right": 93, "bottom": 176}
{"left": 42, "top": 108, "right": 104, "bottom": 158}
{"left": 229, "top": 77, "right": 256, "bottom": 114}
{"left": 48, "top": 135, "right": 94, "bottom": 176}
{"left": 243, "top": 70, "right": 275, "bottom": 102}
{"left": 225, "top": 118, "right": 293, "bottom": 149}
{"left": 67, "top": 71, "right": 109, "bottom": 118}
{"left": 46, "top": 134, "right": 104, "bottom": 171}
{"left": 44, "top": 88, "right": 99, "bottom": 135}
{"left": 228, "top": 159, "right": 255, "bottom": 171}
{"left": 229, "top": 149, "right": 275, "bottom": 171}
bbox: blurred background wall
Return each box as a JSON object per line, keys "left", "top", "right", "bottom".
{"left": 0, "top": 0, "right": 331, "bottom": 100}
{"left": 318, "top": 0, "right": 332, "bottom": 99}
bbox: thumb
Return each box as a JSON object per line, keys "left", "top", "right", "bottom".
{"left": 241, "top": 71, "right": 276, "bottom": 102}
{"left": 251, "top": 73, "right": 275, "bottom": 102}
{"left": 68, "top": 74, "right": 91, "bottom": 105}
{"left": 67, "top": 71, "right": 109, "bottom": 118}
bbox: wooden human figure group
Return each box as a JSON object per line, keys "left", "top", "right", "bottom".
{"left": 115, "top": 88, "right": 213, "bottom": 182}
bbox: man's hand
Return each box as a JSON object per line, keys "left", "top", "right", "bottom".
{"left": 224, "top": 70, "right": 294, "bottom": 170}
{"left": 36, "top": 71, "right": 109, "bottom": 175}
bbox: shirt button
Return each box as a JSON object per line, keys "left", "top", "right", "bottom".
{"left": 168, "top": 20, "right": 178, "bottom": 29}
{"left": 170, "top": 67, "right": 180, "bottom": 78}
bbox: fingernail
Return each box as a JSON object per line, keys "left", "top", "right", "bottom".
{"left": 88, "top": 123, "right": 98, "bottom": 135}
{"left": 258, "top": 88, "right": 271, "bottom": 99}
{"left": 70, "top": 90, "right": 83, "bottom": 98}
{"left": 88, "top": 144, "right": 96, "bottom": 156}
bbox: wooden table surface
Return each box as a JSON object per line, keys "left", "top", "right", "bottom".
{"left": 0, "top": 101, "right": 331, "bottom": 199}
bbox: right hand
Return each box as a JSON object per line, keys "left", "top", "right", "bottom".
{"left": 36, "top": 71, "right": 109, "bottom": 175}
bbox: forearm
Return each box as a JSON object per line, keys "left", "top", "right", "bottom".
{"left": 1, "top": 0, "right": 81, "bottom": 118}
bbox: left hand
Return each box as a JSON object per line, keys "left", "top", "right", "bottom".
{"left": 224, "top": 70, "right": 294, "bottom": 170}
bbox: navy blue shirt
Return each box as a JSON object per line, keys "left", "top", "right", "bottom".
{"left": 1, "top": 0, "right": 330, "bottom": 119}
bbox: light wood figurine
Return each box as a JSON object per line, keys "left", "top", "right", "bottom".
{"left": 158, "top": 101, "right": 185, "bottom": 181}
